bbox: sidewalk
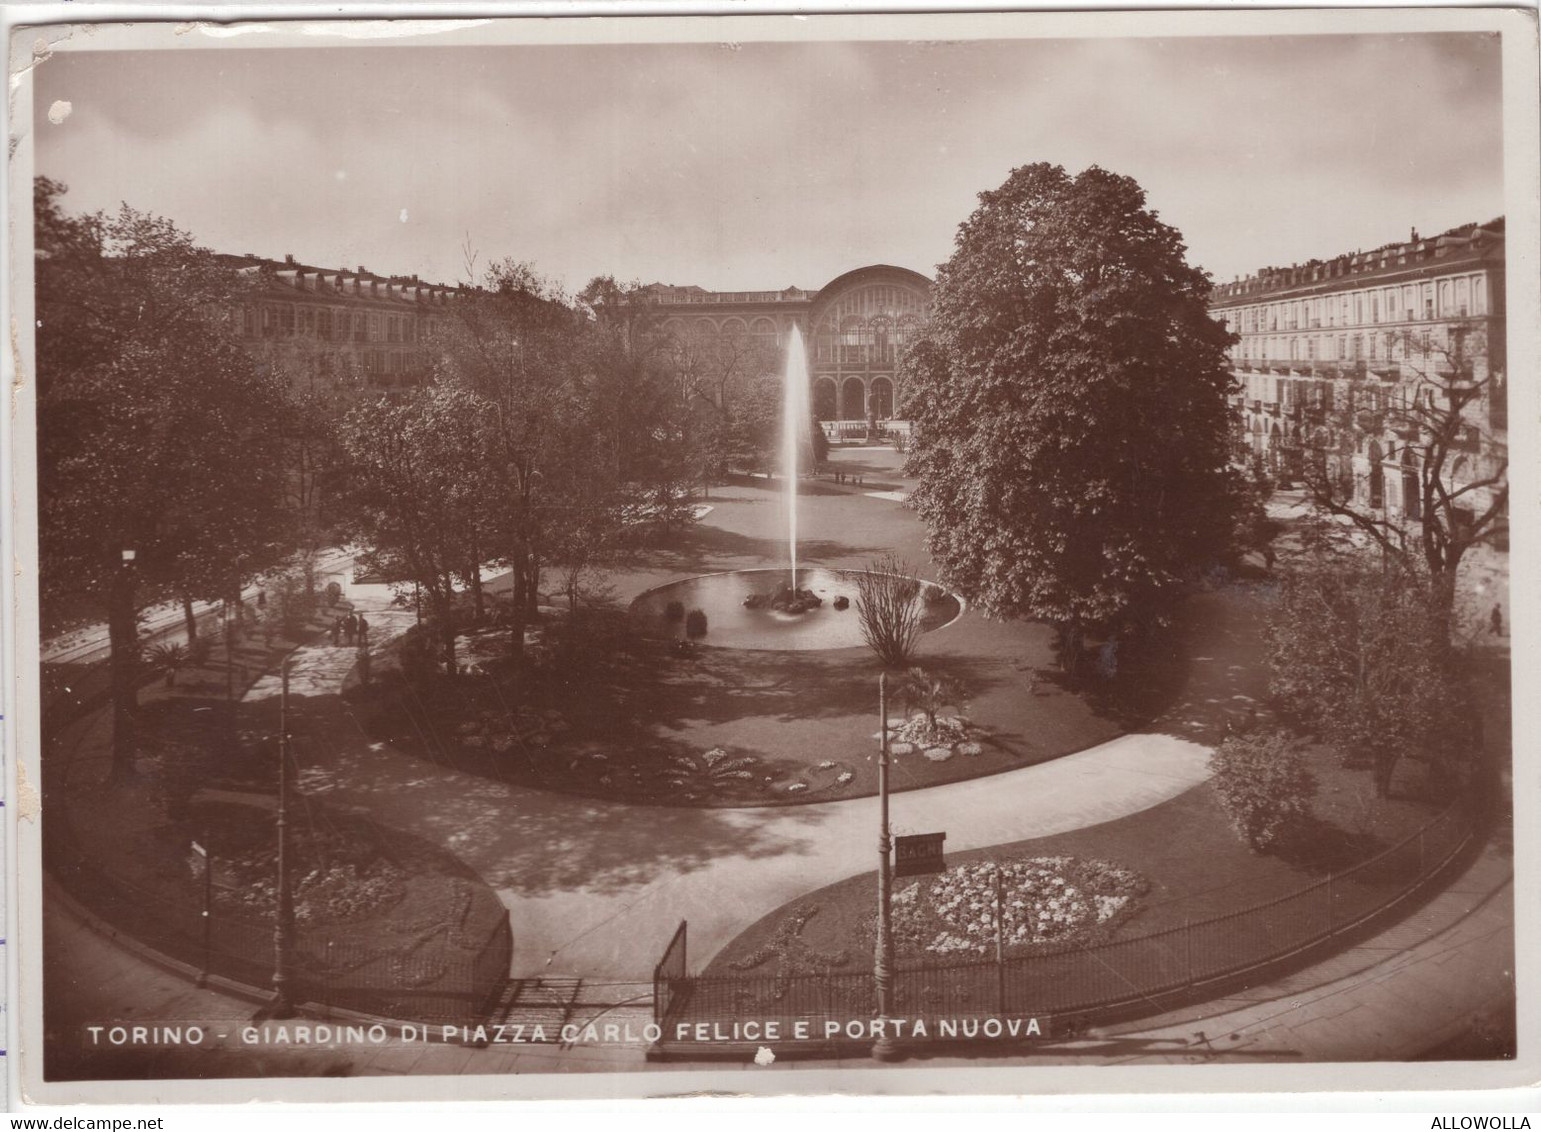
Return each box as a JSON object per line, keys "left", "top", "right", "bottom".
{"left": 40, "top": 827, "right": 1512, "bottom": 1078}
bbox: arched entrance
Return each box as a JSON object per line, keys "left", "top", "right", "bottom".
{"left": 813, "top": 378, "right": 838, "bottom": 422}
{"left": 840, "top": 377, "right": 866, "bottom": 421}
{"left": 869, "top": 376, "right": 894, "bottom": 420}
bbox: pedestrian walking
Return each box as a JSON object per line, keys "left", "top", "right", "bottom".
{"left": 329, "top": 617, "right": 342, "bottom": 647}
{"left": 356, "top": 614, "right": 370, "bottom": 646}
{"left": 343, "top": 612, "right": 356, "bottom": 646}
{"left": 1490, "top": 603, "right": 1503, "bottom": 637}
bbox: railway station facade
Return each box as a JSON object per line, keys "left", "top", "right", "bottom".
{"left": 646, "top": 264, "right": 934, "bottom": 429}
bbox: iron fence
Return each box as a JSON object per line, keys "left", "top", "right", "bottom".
{"left": 47, "top": 818, "right": 512, "bottom": 1028}
{"left": 656, "top": 799, "right": 1475, "bottom": 1041}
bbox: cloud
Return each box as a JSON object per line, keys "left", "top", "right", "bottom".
{"left": 34, "top": 33, "right": 1503, "bottom": 291}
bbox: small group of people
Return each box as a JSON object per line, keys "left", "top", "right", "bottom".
{"left": 832, "top": 471, "right": 865, "bottom": 486}
{"left": 329, "top": 610, "right": 370, "bottom": 648}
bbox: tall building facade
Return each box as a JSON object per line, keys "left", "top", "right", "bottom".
{"left": 1209, "top": 219, "right": 1506, "bottom": 528}
{"left": 217, "top": 252, "right": 467, "bottom": 399}
{"left": 648, "top": 264, "right": 933, "bottom": 429}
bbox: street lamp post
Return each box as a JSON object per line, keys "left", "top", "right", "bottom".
{"left": 110, "top": 549, "right": 138, "bottom": 783}
{"left": 872, "top": 671, "right": 900, "bottom": 1061}
{"left": 270, "top": 657, "right": 296, "bottom": 1019}
{"left": 994, "top": 862, "right": 1007, "bottom": 1017}
{"left": 193, "top": 838, "right": 212, "bottom": 988}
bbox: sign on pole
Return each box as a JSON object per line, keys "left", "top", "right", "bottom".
{"left": 894, "top": 832, "right": 946, "bottom": 878}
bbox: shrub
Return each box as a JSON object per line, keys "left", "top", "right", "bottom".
{"left": 1265, "top": 558, "right": 1468, "bottom": 797}
{"left": 901, "top": 666, "right": 966, "bottom": 730}
{"left": 854, "top": 554, "right": 922, "bottom": 667}
{"left": 685, "top": 608, "right": 709, "bottom": 638}
{"left": 664, "top": 600, "right": 686, "bottom": 622}
{"left": 1209, "top": 728, "right": 1317, "bottom": 852}
{"left": 144, "top": 642, "right": 189, "bottom": 687}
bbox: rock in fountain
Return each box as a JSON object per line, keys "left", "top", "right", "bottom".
{"left": 742, "top": 585, "right": 825, "bottom": 615}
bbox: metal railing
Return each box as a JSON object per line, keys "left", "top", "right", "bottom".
{"left": 48, "top": 823, "right": 513, "bottom": 1026}
{"left": 654, "top": 799, "right": 1474, "bottom": 1042}
{"left": 654, "top": 920, "right": 689, "bottom": 1027}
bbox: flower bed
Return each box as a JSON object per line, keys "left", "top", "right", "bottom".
{"left": 890, "top": 856, "right": 1148, "bottom": 957}
{"left": 877, "top": 711, "right": 986, "bottom": 763}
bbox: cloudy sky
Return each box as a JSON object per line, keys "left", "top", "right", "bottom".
{"left": 33, "top": 26, "right": 1505, "bottom": 293}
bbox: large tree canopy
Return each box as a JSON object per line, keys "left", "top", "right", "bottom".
{"left": 902, "top": 162, "right": 1241, "bottom": 642}
{"left": 36, "top": 177, "right": 292, "bottom": 774}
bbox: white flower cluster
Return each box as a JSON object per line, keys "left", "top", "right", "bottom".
{"left": 896, "top": 856, "right": 1142, "bottom": 956}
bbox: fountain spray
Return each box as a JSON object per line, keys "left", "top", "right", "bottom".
{"left": 782, "top": 324, "right": 811, "bottom": 589}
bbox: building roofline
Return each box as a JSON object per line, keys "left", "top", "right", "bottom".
{"left": 1211, "top": 218, "right": 1503, "bottom": 305}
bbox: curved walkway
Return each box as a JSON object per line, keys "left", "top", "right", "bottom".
{"left": 253, "top": 595, "right": 1211, "bottom": 980}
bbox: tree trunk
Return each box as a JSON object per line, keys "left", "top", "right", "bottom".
{"left": 508, "top": 543, "right": 527, "bottom": 661}
{"left": 1373, "top": 751, "right": 1398, "bottom": 799}
{"left": 181, "top": 592, "right": 198, "bottom": 643}
{"left": 107, "top": 572, "right": 140, "bottom": 781}
{"left": 441, "top": 615, "right": 459, "bottom": 677}
{"left": 525, "top": 558, "right": 541, "bottom": 619}
{"left": 468, "top": 558, "right": 485, "bottom": 622}
{"left": 1429, "top": 570, "right": 1459, "bottom": 654}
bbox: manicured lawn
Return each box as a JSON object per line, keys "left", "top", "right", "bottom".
{"left": 703, "top": 741, "right": 1447, "bottom": 977}
{"left": 357, "top": 461, "right": 1271, "bottom": 808}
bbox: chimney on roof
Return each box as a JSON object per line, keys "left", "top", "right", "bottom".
{"left": 1410, "top": 227, "right": 1420, "bottom": 243}
{"left": 357, "top": 265, "right": 368, "bottom": 276}
{"left": 284, "top": 253, "right": 296, "bottom": 266}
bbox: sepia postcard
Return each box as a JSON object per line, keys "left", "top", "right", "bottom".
{"left": 4, "top": 6, "right": 1538, "bottom": 1108}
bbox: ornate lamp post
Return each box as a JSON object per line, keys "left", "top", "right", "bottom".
{"left": 873, "top": 671, "right": 900, "bottom": 1061}
{"left": 270, "top": 657, "right": 296, "bottom": 1018}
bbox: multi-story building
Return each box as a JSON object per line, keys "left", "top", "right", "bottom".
{"left": 647, "top": 264, "right": 933, "bottom": 433}
{"left": 1209, "top": 219, "right": 1506, "bottom": 529}
{"left": 217, "top": 252, "right": 467, "bottom": 399}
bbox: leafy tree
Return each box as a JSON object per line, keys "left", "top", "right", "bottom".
{"left": 667, "top": 314, "right": 778, "bottom": 418}
{"left": 1209, "top": 728, "right": 1317, "bottom": 852}
{"left": 1265, "top": 553, "right": 1472, "bottom": 797}
{"left": 579, "top": 275, "right": 698, "bottom": 534}
{"left": 430, "top": 260, "right": 590, "bottom": 658}
{"left": 901, "top": 163, "right": 1242, "bottom": 661}
{"left": 718, "top": 373, "right": 824, "bottom": 478}
{"left": 1298, "top": 324, "right": 1506, "bottom": 644}
{"left": 724, "top": 373, "right": 782, "bottom": 475}
{"left": 36, "top": 178, "right": 291, "bottom": 777}
{"left": 338, "top": 385, "right": 489, "bottom": 675}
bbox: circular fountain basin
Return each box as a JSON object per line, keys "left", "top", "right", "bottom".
{"left": 630, "top": 567, "right": 962, "bottom": 652}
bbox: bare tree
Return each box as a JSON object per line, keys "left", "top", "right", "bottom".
{"left": 1299, "top": 321, "right": 1506, "bottom": 642}
{"left": 853, "top": 554, "right": 923, "bottom": 667}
